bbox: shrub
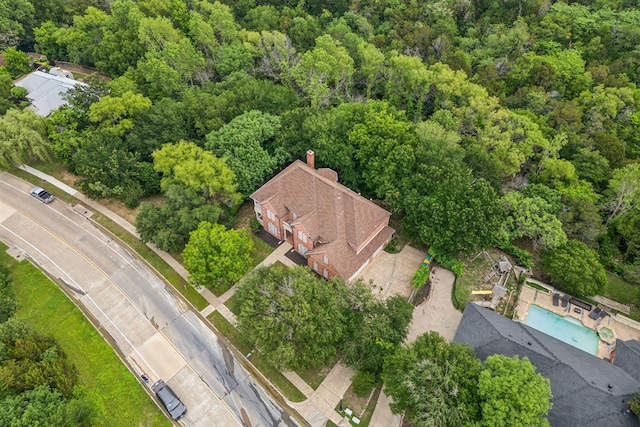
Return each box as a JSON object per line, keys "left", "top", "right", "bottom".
{"left": 250, "top": 216, "right": 261, "bottom": 234}
{"left": 352, "top": 370, "right": 378, "bottom": 398}
{"left": 411, "top": 265, "right": 430, "bottom": 289}
{"left": 497, "top": 242, "right": 533, "bottom": 268}
{"left": 429, "top": 248, "right": 465, "bottom": 276}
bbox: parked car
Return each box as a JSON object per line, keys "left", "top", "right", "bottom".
{"left": 29, "top": 186, "right": 54, "bottom": 204}
{"left": 151, "top": 379, "right": 187, "bottom": 420}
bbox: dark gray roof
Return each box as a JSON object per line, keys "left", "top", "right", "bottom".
{"left": 615, "top": 340, "right": 640, "bottom": 383}
{"left": 454, "top": 303, "right": 640, "bottom": 427}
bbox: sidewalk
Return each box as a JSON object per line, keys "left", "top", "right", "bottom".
{"left": 18, "top": 166, "right": 350, "bottom": 427}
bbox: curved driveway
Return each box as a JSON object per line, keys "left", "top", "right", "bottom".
{"left": 0, "top": 172, "right": 295, "bottom": 427}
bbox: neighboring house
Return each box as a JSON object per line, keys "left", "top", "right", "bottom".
{"left": 14, "top": 69, "right": 86, "bottom": 117}
{"left": 454, "top": 303, "right": 640, "bottom": 427}
{"left": 250, "top": 150, "right": 394, "bottom": 281}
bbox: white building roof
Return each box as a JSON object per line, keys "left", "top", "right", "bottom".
{"left": 14, "top": 70, "right": 87, "bottom": 117}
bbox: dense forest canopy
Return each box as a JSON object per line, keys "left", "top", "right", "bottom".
{"left": 1, "top": 0, "right": 639, "bottom": 288}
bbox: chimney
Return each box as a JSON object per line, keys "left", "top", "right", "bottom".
{"left": 306, "top": 150, "right": 315, "bottom": 169}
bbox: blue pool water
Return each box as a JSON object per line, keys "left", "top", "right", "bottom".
{"left": 525, "top": 304, "right": 599, "bottom": 355}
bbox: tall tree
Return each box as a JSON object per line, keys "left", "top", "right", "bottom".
{"left": 502, "top": 191, "right": 567, "bottom": 250}
{"left": 402, "top": 159, "right": 505, "bottom": 256}
{"left": 382, "top": 332, "right": 482, "bottom": 427}
{"left": 291, "top": 34, "right": 354, "bottom": 107}
{"left": 182, "top": 221, "right": 253, "bottom": 294}
{"left": 205, "top": 110, "right": 280, "bottom": 197}
{"left": 234, "top": 264, "right": 345, "bottom": 371}
{"left": 136, "top": 183, "right": 224, "bottom": 252}
{"left": 152, "top": 140, "right": 240, "bottom": 206}
{"left": 477, "top": 355, "right": 552, "bottom": 427}
{"left": 542, "top": 239, "right": 607, "bottom": 297}
{"left": 604, "top": 163, "right": 640, "bottom": 225}
{"left": 339, "top": 282, "right": 413, "bottom": 378}
{"left": 0, "top": 109, "right": 51, "bottom": 170}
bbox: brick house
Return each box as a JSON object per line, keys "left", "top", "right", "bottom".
{"left": 250, "top": 151, "right": 395, "bottom": 281}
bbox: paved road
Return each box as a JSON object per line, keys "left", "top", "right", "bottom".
{"left": 0, "top": 173, "right": 296, "bottom": 427}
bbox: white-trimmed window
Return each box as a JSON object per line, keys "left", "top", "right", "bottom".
{"left": 297, "top": 230, "right": 307, "bottom": 243}
{"left": 268, "top": 222, "right": 278, "bottom": 237}
{"left": 297, "top": 243, "right": 307, "bottom": 255}
{"left": 323, "top": 255, "right": 329, "bottom": 264}
{"left": 267, "top": 209, "right": 275, "bottom": 220}
{"left": 313, "top": 261, "right": 318, "bottom": 271}
{"left": 323, "top": 268, "right": 329, "bottom": 278}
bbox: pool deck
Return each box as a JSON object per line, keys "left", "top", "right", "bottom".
{"left": 515, "top": 284, "right": 640, "bottom": 360}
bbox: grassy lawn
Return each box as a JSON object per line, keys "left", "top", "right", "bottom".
{"left": 454, "top": 254, "right": 494, "bottom": 310}
{"left": 207, "top": 311, "right": 307, "bottom": 403}
{"left": 297, "top": 364, "right": 333, "bottom": 391}
{"left": 0, "top": 245, "right": 169, "bottom": 427}
{"left": 91, "top": 212, "right": 209, "bottom": 311}
{"left": 250, "top": 234, "right": 274, "bottom": 267}
{"left": 338, "top": 385, "right": 381, "bottom": 427}
{"left": 525, "top": 281, "right": 550, "bottom": 293}
{"left": 604, "top": 272, "right": 640, "bottom": 321}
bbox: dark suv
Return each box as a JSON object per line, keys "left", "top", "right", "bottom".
{"left": 29, "top": 187, "right": 54, "bottom": 204}
{"left": 151, "top": 379, "right": 187, "bottom": 420}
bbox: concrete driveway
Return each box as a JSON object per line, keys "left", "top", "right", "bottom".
{"left": 357, "top": 244, "right": 462, "bottom": 342}
{"left": 407, "top": 266, "right": 462, "bottom": 342}
{"left": 358, "top": 245, "right": 425, "bottom": 299}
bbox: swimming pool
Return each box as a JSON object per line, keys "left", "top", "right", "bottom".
{"left": 525, "top": 305, "right": 599, "bottom": 355}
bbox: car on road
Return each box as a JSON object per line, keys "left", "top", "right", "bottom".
{"left": 29, "top": 187, "right": 54, "bottom": 204}
{"left": 152, "top": 379, "right": 187, "bottom": 420}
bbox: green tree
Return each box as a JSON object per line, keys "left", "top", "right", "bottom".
{"left": 339, "top": 282, "right": 413, "bottom": 378}
{"left": 613, "top": 209, "right": 640, "bottom": 262}
{"left": 126, "top": 97, "right": 195, "bottom": 163}
{"left": 0, "top": 385, "right": 93, "bottom": 427}
{"left": 234, "top": 264, "right": 345, "bottom": 371}
{"left": 382, "top": 332, "right": 482, "bottom": 427}
{"left": 0, "top": 0, "right": 34, "bottom": 50}
{"left": 0, "top": 319, "right": 78, "bottom": 399}
{"left": 1, "top": 47, "right": 30, "bottom": 78}
{"left": 604, "top": 163, "right": 640, "bottom": 225}
{"left": 0, "top": 109, "right": 51, "bottom": 170}
{"left": 502, "top": 191, "right": 567, "bottom": 250}
{"left": 542, "top": 239, "right": 607, "bottom": 297}
{"left": 71, "top": 130, "right": 154, "bottom": 207}
{"left": 402, "top": 160, "right": 505, "bottom": 256}
{"left": 87, "top": 90, "right": 152, "bottom": 137}
{"left": 0, "top": 270, "right": 17, "bottom": 323}
{"left": 136, "top": 183, "right": 224, "bottom": 253}
{"left": 152, "top": 140, "right": 240, "bottom": 206}
{"left": 205, "top": 110, "right": 280, "bottom": 197}
{"left": 183, "top": 222, "right": 253, "bottom": 294}
{"left": 291, "top": 34, "right": 354, "bottom": 107}
{"left": 477, "top": 355, "right": 552, "bottom": 427}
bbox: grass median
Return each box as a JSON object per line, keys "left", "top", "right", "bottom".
{"left": 0, "top": 243, "right": 170, "bottom": 427}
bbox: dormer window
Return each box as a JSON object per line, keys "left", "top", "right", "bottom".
{"left": 323, "top": 255, "right": 329, "bottom": 264}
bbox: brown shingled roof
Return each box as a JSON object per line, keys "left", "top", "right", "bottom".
{"left": 251, "top": 160, "right": 393, "bottom": 277}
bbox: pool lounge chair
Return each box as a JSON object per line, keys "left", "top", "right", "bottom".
{"left": 553, "top": 293, "right": 560, "bottom": 306}
{"left": 589, "top": 307, "right": 601, "bottom": 319}
{"left": 598, "top": 310, "right": 608, "bottom": 319}
{"left": 561, "top": 294, "right": 570, "bottom": 308}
